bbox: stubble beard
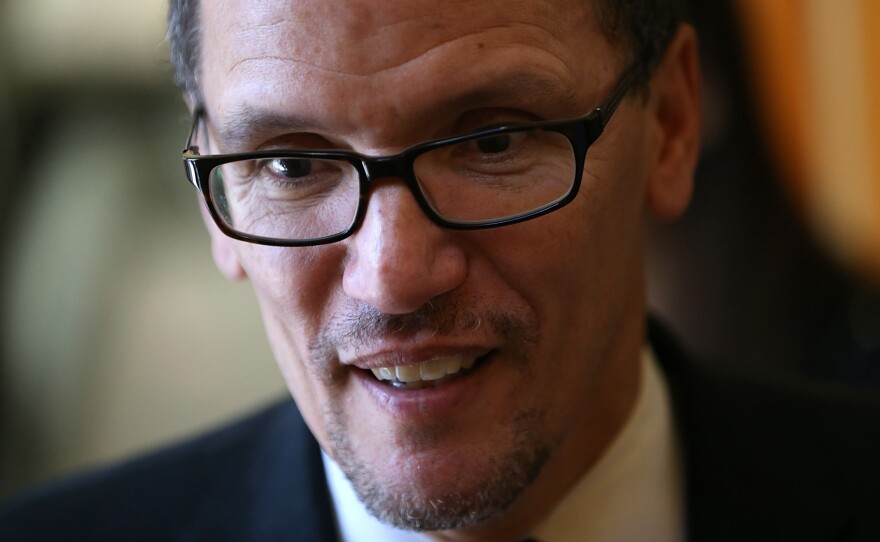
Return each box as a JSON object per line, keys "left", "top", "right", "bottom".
{"left": 327, "top": 405, "right": 551, "bottom": 531}
{"left": 310, "top": 295, "right": 551, "bottom": 531}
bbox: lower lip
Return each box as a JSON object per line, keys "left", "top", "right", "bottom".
{"left": 353, "top": 353, "right": 495, "bottom": 420}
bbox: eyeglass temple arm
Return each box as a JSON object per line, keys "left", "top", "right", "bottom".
{"left": 596, "top": 64, "right": 640, "bottom": 128}
{"left": 183, "top": 107, "right": 205, "bottom": 155}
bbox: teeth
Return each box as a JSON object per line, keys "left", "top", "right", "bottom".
{"left": 369, "top": 355, "right": 477, "bottom": 384}
{"left": 395, "top": 364, "right": 421, "bottom": 382}
{"left": 419, "top": 359, "right": 448, "bottom": 380}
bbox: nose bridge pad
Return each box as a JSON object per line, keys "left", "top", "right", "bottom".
{"left": 361, "top": 154, "right": 433, "bottom": 221}
{"left": 363, "top": 155, "right": 411, "bottom": 183}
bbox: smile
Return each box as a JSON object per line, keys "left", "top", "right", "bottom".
{"left": 369, "top": 354, "right": 481, "bottom": 389}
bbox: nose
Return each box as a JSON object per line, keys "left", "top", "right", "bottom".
{"left": 342, "top": 180, "right": 468, "bottom": 314}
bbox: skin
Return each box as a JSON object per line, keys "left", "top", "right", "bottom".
{"left": 195, "top": 0, "right": 700, "bottom": 540}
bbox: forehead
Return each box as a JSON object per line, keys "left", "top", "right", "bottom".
{"left": 199, "top": 0, "right": 616, "bottom": 146}
{"left": 203, "top": 0, "right": 591, "bottom": 69}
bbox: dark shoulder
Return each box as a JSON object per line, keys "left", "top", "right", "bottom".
{"left": 0, "top": 399, "right": 307, "bottom": 542}
{"left": 650, "top": 319, "right": 880, "bottom": 541}
{"left": 651, "top": 317, "right": 880, "bottom": 458}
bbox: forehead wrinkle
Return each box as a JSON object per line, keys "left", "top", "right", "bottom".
{"left": 216, "top": 33, "right": 588, "bottom": 117}
{"left": 219, "top": 2, "right": 588, "bottom": 80}
{"left": 225, "top": 53, "right": 359, "bottom": 82}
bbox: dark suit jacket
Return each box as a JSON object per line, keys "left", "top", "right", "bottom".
{"left": 2, "top": 321, "right": 879, "bottom": 541}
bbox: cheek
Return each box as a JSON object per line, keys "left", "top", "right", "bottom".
{"left": 233, "top": 243, "right": 345, "bottom": 435}
{"left": 482, "top": 131, "right": 649, "bottom": 368}
{"left": 237, "top": 243, "right": 342, "bottom": 328}
{"left": 488, "top": 184, "right": 638, "bottom": 326}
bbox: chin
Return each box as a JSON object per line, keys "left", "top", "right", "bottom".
{"left": 329, "top": 410, "right": 552, "bottom": 532}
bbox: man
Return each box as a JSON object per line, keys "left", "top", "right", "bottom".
{"left": 178, "top": 0, "right": 697, "bottom": 538}
{"left": 2, "top": 0, "right": 879, "bottom": 541}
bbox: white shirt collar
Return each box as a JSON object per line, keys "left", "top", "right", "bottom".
{"left": 322, "top": 347, "right": 684, "bottom": 542}
{"left": 531, "top": 346, "right": 685, "bottom": 542}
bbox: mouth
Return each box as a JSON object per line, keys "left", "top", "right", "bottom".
{"left": 366, "top": 352, "right": 492, "bottom": 390}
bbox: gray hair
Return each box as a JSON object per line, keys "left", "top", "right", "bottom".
{"left": 168, "top": 0, "right": 201, "bottom": 99}
{"left": 167, "top": 0, "right": 686, "bottom": 101}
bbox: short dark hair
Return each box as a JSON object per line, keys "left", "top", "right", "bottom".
{"left": 594, "top": 0, "right": 688, "bottom": 83}
{"left": 168, "top": 0, "right": 686, "bottom": 100}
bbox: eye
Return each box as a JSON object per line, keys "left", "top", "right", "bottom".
{"left": 267, "top": 158, "right": 313, "bottom": 178}
{"left": 470, "top": 131, "right": 529, "bottom": 156}
{"left": 475, "top": 134, "right": 512, "bottom": 154}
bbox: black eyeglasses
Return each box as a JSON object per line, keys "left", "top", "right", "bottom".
{"left": 182, "top": 61, "right": 639, "bottom": 247}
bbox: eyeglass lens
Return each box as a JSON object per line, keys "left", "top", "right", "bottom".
{"left": 207, "top": 126, "right": 577, "bottom": 242}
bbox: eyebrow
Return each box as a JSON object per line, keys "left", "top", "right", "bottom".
{"left": 210, "top": 70, "right": 583, "bottom": 151}
{"left": 212, "top": 107, "right": 321, "bottom": 152}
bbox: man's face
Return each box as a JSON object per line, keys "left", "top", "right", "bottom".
{"left": 198, "top": 0, "right": 691, "bottom": 535}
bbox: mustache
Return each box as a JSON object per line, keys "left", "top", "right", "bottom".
{"left": 309, "top": 295, "right": 538, "bottom": 365}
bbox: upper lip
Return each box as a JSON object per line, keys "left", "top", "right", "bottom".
{"left": 339, "top": 344, "right": 494, "bottom": 370}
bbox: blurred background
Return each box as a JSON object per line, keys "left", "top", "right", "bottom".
{"left": 0, "top": 0, "right": 286, "bottom": 498}
{"left": 1, "top": 0, "right": 878, "bottom": 499}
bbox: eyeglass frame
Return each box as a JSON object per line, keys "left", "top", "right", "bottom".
{"left": 182, "top": 59, "right": 641, "bottom": 247}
